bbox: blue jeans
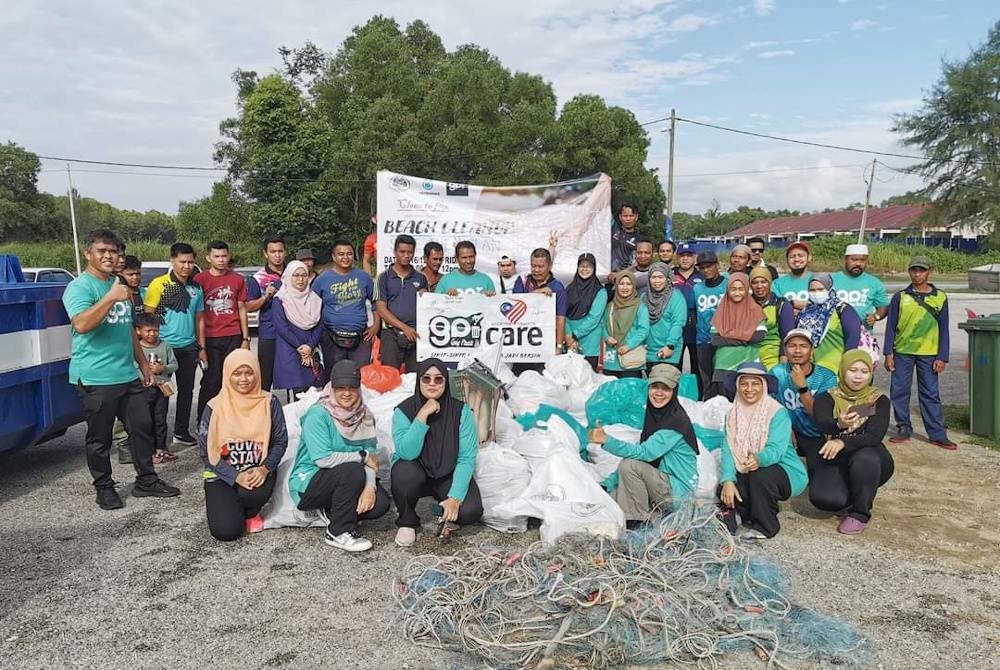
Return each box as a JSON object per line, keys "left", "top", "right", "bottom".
{"left": 890, "top": 354, "right": 948, "bottom": 441}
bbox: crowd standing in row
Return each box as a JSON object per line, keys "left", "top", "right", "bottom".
{"left": 62, "top": 201, "right": 956, "bottom": 547}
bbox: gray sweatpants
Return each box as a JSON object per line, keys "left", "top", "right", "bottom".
{"left": 614, "top": 459, "right": 671, "bottom": 521}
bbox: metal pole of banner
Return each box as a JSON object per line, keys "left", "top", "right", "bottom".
{"left": 857, "top": 157, "right": 876, "bottom": 244}
{"left": 665, "top": 108, "right": 676, "bottom": 241}
{"left": 66, "top": 164, "right": 81, "bottom": 275}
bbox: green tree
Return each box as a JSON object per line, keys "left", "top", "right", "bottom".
{"left": 0, "top": 142, "right": 65, "bottom": 241}
{"left": 893, "top": 20, "right": 1000, "bottom": 247}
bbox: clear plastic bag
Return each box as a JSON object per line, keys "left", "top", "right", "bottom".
{"left": 506, "top": 370, "right": 568, "bottom": 415}
{"left": 476, "top": 442, "right": 532, "bottom": 533}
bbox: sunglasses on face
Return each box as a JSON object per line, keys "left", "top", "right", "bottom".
{"left": 420, "top": 374, "right": 445, "bottom": 385}
{"left": 750, "top": 248, "right": 764, "bottom": 253}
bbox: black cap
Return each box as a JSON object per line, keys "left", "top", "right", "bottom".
{"left": 677, "top": 242, "right": 697, "bottom": 256}
{"left": 696, "top": 250, "right": 719, "bottom": 265}
{"left": 329, "top": 360, "right": 361, "bottom": 388}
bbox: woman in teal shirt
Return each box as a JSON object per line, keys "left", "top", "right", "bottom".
{"left": 719, "top": 362, "right": 807, "bottom": 540}
{"left": 390, "top": 358, "right": 482, "bottom": 547}
{"left": 589, "top": 365, "right": 699, "bottom": 526}
{"left": 643, "top": 262, "right": 688, "bottom": 372}
{"left": 600, "top": 271, "right": 650, "bottom": 378}
{"left": 565, "top": 253, "right": 608, "bottom": 371}
{"left": 289, "top": 360, "right": 390, "bottom": 552}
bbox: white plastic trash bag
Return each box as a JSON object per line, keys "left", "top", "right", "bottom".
{"left": 494, "top": 415, "right": 524, "bottom": 450}
{"left": 365, "top": 388, "right": 411, "bottom": 482}
{"left": 694, "top": 444, "right": 721, "bottom": 500}
{"left": 493, "top": 449, "right": 624, "bottom": 543}
{"left": 543, "top": 352, "right": 597, "bottom": 389}
{"left": 476, "top": 442, "right": 532, "bottom": 533}
{"left": 262, "top": 391, "right": 326, "bottom": 530}
{"left": 511, "top": 415, "right": 580, "bottom": 470}
{"left": 584, "top": 423, "right": 638, "bottom": 483}
{"left": 506, "top": 370, "right": 568, "bottom": 415}
{"left": 700, "top": 396, "right": 733, "bottom": 431}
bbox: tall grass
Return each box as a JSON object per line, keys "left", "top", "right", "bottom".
{"left": 1, "top": 240, "right": 264, "bottom": 270}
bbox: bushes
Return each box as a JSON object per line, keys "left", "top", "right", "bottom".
{"left": 1, "top": 240, "right": 264, "bottom": 270}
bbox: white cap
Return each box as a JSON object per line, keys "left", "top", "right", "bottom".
{"left": 845, "top": 243, "right": 869, "bottom": 256}
{"left": 783, "top": 328, "right": 814, "bottom": 345}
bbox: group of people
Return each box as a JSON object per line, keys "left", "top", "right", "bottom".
{"left": 63, "top": 201, "right": 955, "bottom": 546}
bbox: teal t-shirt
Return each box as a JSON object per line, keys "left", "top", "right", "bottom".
{"left": 832, "top": 271, "right": 889, "bottom": 329}
{"left": 693, "top": 276, "right": 728, "bottom": 344}
{"left": 62, "top": 272, "right": 139, "bottom": 386}
{"left": 435, "top": 271, "right": 496, "bottom": 295}
{"left": 770, "top": 362, "right": 838, "bottom": 438}
{"left": 772, "top": 272, "right": 812, "bottom": 304}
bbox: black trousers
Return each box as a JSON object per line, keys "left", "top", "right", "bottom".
{"left": 696, "top": 344, "right": 717, "bottom": 400}
{"left": 204, "top": 472, "right": 276, "bottom": 541}
{"left": 76, "top": 380, "right": 158, "bottom": 489}
{"left": 297, "top": 462, "right": 391, "bottom": 535}
{"left": 803, "top": 441, "right": 894, "bottom": 523}
{"left": 721, "top": 464, "right": 792, "bottom": 538}
{"left": 258, "top": 337, "right": 276, "bottom": 391}
{"left": 172, "top": 343, "right": 199, "bottom": 436}
{"left": 320, "top": 330, "right": 373, "bottom": 378}
{"left": 584, "top": 356, "right": 599, "bottom": 372}
{"left": 379, "top": 329, "right": 416, "bottom": 373}
{"left": 146, "top": 386, "right": 170, "bottom": 451}
{"left": 390, "top": 459, "right": 484, "bottom": 528}
{"left": 198, "top": 335, "right": 243, "bottom": 422}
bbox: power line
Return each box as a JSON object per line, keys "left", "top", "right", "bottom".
{"left": 38, "top": 155, "right": 225, "bottom": 171}
{"left": 675, "top": 163, "right": 862, "bottom": 178}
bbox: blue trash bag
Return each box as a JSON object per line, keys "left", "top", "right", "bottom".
{"left": 585, "top": 377, "right": 648, "bottom": 429}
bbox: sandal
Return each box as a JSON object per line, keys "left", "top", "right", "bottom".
{"left": 152, "top": 452, "right": 167, "bottom": 465}
{"left": 161, "top": 450, "right": 178, "bottom": 462}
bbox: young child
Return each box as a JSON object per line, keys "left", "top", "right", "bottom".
{"left": 135, "top": 313, "right": 179, "bottom": 463}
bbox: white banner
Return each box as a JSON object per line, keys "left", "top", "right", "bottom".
{"left": 416, "top": 293, "right": 555, "bottom": 363}
{"left": 375, "top": 171, "right": 612, "bottom": 285}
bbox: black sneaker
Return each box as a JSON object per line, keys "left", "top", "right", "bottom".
{"left": 96, "top": 487, "right": 124, "bottom": 510}
{"left": 133, "top": 479, "right": 180, "bottom": 498}
{"left": 173, "top": 433, "right": 197, "bottom": 446}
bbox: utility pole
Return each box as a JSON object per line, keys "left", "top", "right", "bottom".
{"left": 665, "top": 108, "right": 676, "bottom": 241}
{"left": 857, "top": 157, "right": 876, "bottom": 244}
{"left": 66, "top": 165, "right": 81, "bottom": 275}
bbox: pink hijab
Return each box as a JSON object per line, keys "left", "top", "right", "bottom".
{"left": 726, "top": 373, "right": 782, "bottom": 473}
{"left": 275, "top": 260, "right": 322, "bottom": 330}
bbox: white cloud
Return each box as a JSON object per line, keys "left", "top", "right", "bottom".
{"left": 752, "top": 0, "right": 776, "bottom": 16}
{"left": 667, "top": 13, "right": 717, "bottom": 33}
{"left": 758, "top": 49, "right": 795, "bottom": 59}
{"left": 850, "top": 19, "right": 879, "bottom": 31}
{"left": 743, "top": 40, "right": 780, "bottom": 49}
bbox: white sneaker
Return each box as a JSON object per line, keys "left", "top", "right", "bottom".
{"left": 739, "top": 527, "right": 769, "bottom": 541}
{"left": 395, "top": 527, "right": 416, "bottom": 547}
{"left": 324, "top": 531, "right": 372, "bottom": 552}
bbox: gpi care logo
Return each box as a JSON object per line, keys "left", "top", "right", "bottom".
{"left": 427, "top": 305, "right": 545, "bottom": 349}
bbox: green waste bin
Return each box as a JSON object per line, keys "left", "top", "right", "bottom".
{"left": 958, "top": 314, "right": 1000, "bottom": 439}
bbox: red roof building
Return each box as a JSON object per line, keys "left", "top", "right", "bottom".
{"left": 728, "top": 205, "right": 931, "bottom": 242}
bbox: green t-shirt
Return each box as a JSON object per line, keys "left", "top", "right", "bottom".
{"left": 772, "top": 272, "right": 811, "bottom": 303}
{"left": 435, "top": 271, "right": 496, "bottom": 295}
{"left": 892, "top": 289, "right": 948, "bottom": 356}
{"left": 710, "top": 321, "right": 766, "bottom": 372}
{"left": 62, "top": 272, "right": 139, "bottom": 386}
{"left": 832, "top": 271, "right": 889, "bottom": 329}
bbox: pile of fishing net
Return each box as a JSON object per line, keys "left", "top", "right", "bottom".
{"left": 394, "top": 501, "right": 873, "bottom": 669}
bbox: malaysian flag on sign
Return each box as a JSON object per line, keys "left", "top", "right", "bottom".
{"left": 500, "top": 300, "right": 527, "bottom": 324}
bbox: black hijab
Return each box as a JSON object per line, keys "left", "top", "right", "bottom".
{"left": 565, "top": 253, "right": 603, "bottom": 320}
{"left": 397, "top": 358, "right": 466, "bottom": 478}
{"left": 640, "top": 391, "right": 699, "bottom": 457}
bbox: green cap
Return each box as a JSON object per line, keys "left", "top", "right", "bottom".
{"left": 908, "top": 256, "right": 932, "bottom": 270}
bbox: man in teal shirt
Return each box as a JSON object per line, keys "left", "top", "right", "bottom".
{"left": 832, "top": 243, "right": 889, "bottom": 330}
{"left": 436, "top": 241, "right": 496, "bottom": 296}
{"left": 63, "top": 229, "right": 180, "bottom": 510}
{"left": 772, "top": 241, "right": 813, "bottom": 312}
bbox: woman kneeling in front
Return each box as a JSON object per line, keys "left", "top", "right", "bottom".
{"left": 390, "top": 358, "right": 483, "bottom": 547}
{"left": 289, "top": 360, "right": 391, "bottom": 552}
{"left": 199, "top": 349, "right": 286, "bottom": 541}
{"left": 810, "top": 349, "right": 894, "bottom": 535}
{"left": 719, "top": 362, "right": 807, "bottom": 540}
{"left": 589, "top": 364, "right": 699, "bottom": 528}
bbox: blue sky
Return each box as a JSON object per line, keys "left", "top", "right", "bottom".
{"left": 1, "top": 0, "right": 996, "bottom": 216}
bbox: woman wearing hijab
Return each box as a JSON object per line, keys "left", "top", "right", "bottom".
{"left": 390, "top": 358, "right": 482, "bottom": 547}
{"left": 600, "top": 271, "right": 650, "bottom": 378}
{"left": 643, "top": 263, "right": 689, "bottom": 372}
{"left": 810, "top": 350, "right": 894, "bottom": 535}
{"left": 708, "top": 273, "right": 767, "bottom": 397}
{"left": 795, "top": 272, "right": 862, "bottom": 375}
{"left": 565, "top": 253, "right": 608, "bottom": 371}
{"left": 719, "top": 362, "right": 807, "bottom": 540}
{"left": 198, "top": 349, "right": 287, "bottom": 541}
{"left": 289, "top": 360, "right": 391, "bottom": 552}
{"left": 749, "top": 267, "right": 794, "bottom": 370}
{"left": 588, "top": 365, "right": 699, "bottom": 527}
{"left": 272, "top": 260, "right": 324, "bottom": 395}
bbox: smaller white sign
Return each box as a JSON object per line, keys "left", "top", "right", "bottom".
{"left": 416, "top": 293, "right": 556, "bottom": 363}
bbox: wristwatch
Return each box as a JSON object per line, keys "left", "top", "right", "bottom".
{"left": 797, "top": 386, "right": 809, "bottom": 394}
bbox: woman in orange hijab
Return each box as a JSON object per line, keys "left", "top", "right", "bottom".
{"left": 198, "top": 349, "right": 287, "bottom": 541}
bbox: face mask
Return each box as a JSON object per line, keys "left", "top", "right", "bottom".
{"left": 809, "top": 290, "right": 830, "bottom": 305}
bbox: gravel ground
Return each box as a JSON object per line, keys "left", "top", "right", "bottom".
{"left": 2, "top": 291, "right": 998, "bottom": 670}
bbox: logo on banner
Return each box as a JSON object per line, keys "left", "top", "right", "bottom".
{"left": 428, "top": 313, "right": 484, "bottom": 348}
{"left": 422, "top": 180, "right": 434, "bottom": 191}
{"left": 390, "top": 176, "right": 410, "bottom": 192}
{"left": 500, "top": 300, "right": 527, "bottom": 324}
{"left": 446, "top": 182, "right": 469, "bottom": 196}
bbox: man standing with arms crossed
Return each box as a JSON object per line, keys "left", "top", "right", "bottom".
{"left": 144, "top": 242, "right": 205, "bottom": 445}
{"left": 64, "top": 229, "right": 179, "bottom": 509}
{"left": 194, "top": 240, "right": 249, "bottom": 423}
{"left": 609, "top": 202, "right": 640, "bottom": 282}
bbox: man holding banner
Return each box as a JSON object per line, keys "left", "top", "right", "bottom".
{"left": 436, "top": 241, "right": 496, "bottom": 296}
{"left": 376, "top": 235, "right": 427, "bottom": 372}
{"left": 514, "top": 248, "right": 567, "bottom": 354}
